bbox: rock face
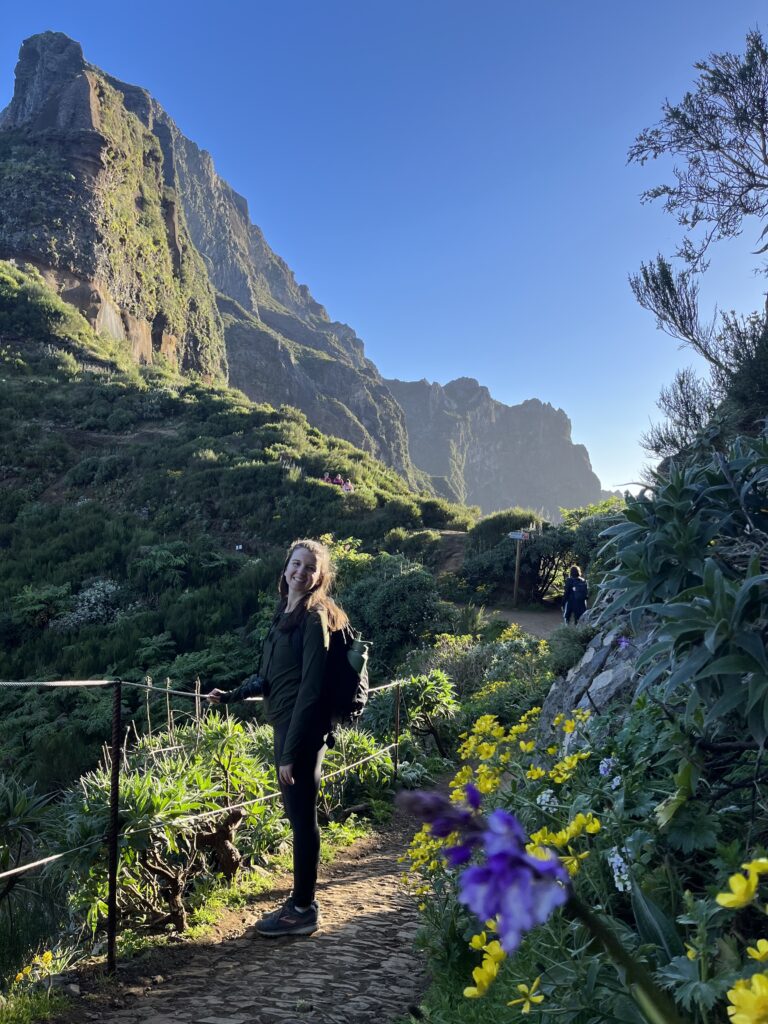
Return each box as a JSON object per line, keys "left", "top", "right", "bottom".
{"left": 0, "top": 33, "right": 225, "bottom": 376}
{"left": 0, "top": 32, "right": 604, "bottom": 502}
{"left": 0, "top": 31, "right": 419, "bottom": 481}
{"left": 386, "top": 376, "right": 602, "bottom": 516}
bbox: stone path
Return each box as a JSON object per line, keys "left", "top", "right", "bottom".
{"left": 56, "top": 816, "right": 425, "bottom": 1024}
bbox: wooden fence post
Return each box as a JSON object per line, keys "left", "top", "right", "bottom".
{"left": 107, "top": 679, "right": 122, "bottom": 974}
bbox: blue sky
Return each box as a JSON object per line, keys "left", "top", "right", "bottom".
{"left": 2, "top": 1, "right": 767, "bottom": 491}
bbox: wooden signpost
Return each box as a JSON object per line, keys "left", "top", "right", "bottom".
{"left": 508, "top": 529, "right": 531, "bottom": 607}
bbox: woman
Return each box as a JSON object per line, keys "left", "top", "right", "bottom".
{"left": 563, "top": 564, "right": 588, "bottom": 624}
{"left": 207, "top": 538, "right": 347, "bottom": 936}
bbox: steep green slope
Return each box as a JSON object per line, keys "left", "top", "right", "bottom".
{"left": 0, "top": 261, "right": 473, "bottom": 783}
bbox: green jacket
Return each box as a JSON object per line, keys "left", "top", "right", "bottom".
{"left": 261, "top": 608, "right": 330, "bottom": 766}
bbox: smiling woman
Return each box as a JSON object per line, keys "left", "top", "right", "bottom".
{"left": 207, "top": 537, "right": 349, "bottom": 937}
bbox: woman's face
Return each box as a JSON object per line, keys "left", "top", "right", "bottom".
{"left": 284, "top": 546, "right": 321, "bottom": 597}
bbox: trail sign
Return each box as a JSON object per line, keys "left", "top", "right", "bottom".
{"left": 507, "top": 530, "right": 531, "bottom": 605}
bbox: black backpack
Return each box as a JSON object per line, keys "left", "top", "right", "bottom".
{"left": 290, "top": 621, "right": 371, "bottom": 726}
{"left": 572, "top": 578, "right": 588, "bottom": 602}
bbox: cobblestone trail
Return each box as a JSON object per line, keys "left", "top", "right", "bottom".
{"left": 60, "top": 818, "right": 426, "bottom": 1024}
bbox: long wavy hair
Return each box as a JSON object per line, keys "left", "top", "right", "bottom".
{"left": 277, "top": 538, "right": 349, "bottom": 632}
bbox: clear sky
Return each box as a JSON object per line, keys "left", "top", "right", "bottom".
{"left": 2, "top": 1, "right": 767, "bottom": 491}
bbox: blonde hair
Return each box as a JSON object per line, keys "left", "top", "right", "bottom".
{"left": 277, "top": 538, "right": 349, "bottom": 631}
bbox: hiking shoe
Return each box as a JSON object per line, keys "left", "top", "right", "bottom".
{"left": 255, "top": 897, "right": 320, "bottom": 937}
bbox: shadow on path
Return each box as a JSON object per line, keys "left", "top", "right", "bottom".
{"left": 53, "top": 815, "right": 425, "bottom": 1024}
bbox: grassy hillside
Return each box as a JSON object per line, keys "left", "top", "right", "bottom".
{"left": 0, "top": 260, "right": 474, "bottom": 783}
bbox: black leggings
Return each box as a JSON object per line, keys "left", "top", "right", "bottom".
{"left": 272, "top": 721, "right": 326, "bottom": 906}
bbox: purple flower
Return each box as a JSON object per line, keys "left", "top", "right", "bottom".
{"left": 465, "top": 782, "right": 482, "bottom": 810}
{"left": 458, "top": 818, "right": 570, "bottom": 953}
{"left": 616, "top": 636, "right": 631, "bottom": 650}
{"left": 400, "top": 788, "right": 571, "bottom": 954}
{"left": 599, "top": 757, "right": 618, "bottom": 777}
{"left": 397, "top": 790, "right": 480, "bottom": 841}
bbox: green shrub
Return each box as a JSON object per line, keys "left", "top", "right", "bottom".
{"left": 465, "top": 507, "right": 540, "bottom": 555}
{"left": 546, "top": 623, "right": 599, "bottom": 676}
{"left": 381, "top": 527, "right": 442, "bottom": 566}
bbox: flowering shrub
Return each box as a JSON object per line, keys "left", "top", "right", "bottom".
{"left": 405, "top": 686, "right": 768, "bottom": 1023}
{"left": 49, "top": 577, "right": 120, "bottom": 632}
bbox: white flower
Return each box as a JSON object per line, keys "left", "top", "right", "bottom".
{"left": 606, "top": 846, "right": 631, "bottom": 892}
{"left": 536, "top": 788, "right": 557, "bottom": 812}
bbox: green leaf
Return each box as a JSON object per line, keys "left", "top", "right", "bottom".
{"left": 630, "top": 885, "right": 685, "bottom": 965}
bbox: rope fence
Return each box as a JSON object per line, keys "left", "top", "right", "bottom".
{"left": 0, "top": 673, "right": 408, "bottom": 972}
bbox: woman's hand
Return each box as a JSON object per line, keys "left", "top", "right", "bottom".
{"left": 206, "top": 688, "right": 226, "bottom": 704}
{"left": 279, "top": 763, "right": 295, "bottom": 786}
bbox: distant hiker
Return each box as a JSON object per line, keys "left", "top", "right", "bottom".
{"left": 207, "top": 538, "right": 346, "bottom": 937}
{"left": 342, "top": 479, "right": 354, "bottom": 492}
{"left": 332, "top": 473, "right": 344, "bottom": 486}
{"left": 322, "top": 472, "right": 331, "bottom": 483}
{"left": 563, "top": 565, "right": 588, "bottom": 624}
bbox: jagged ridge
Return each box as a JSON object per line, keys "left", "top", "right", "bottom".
{"left": 0, "top": 31, "right": 604, "bottom": 508}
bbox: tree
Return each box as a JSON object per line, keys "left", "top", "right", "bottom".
{"left": 629, "top": 30, "right": 768, "bottom": 272}
{"left": 629, "top": 31, "right": 768, "bottom": 456}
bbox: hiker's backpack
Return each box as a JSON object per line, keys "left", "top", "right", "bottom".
{"left": 572, "top": 578, "right": 588, "bottom": 602}
{"left": 290, "top": 620, "right": 371, "bottom": 726}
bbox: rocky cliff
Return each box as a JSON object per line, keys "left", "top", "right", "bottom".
{"left": 0, "top": 33, "right": 225, "bottom": 377}
{"left": 385, "top": 376, "right": 602, "bottom": 516}
{"left": 0, "top": 32, "right": 603, "bottom": 506}
{"left": 0, "top": 32, "right": 417, "bottom": 481}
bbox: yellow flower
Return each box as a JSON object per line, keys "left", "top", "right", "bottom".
{"left": 477, "top": 742, "right": 497, "bottom": 760}
{"left": 526, "top": 765, "right": 546, "bottom": 780}
{"left": 41, "top": 951, "right": 53, "bottom": 965}
{"left": 22, "top": 966, "right": 31, "bottom": 976}
{"left": 483, "top": 940, "right": 506, "bottom": 964}
{"left": 744, "top": 859, "right": 768, "bottom": 878}
{"left": 463, "top": 957, "right": 500, "bottom": 998}
{"left": 508, "top": 976, "right": 545, "bottom": 1013}
{"left": 717, "top": 872, "right": 759, "bottom": 909}
{"left": 476, "top": 764, "right": 502, "bottom": 794}
{"left": 748, "top": 939, "right": 768, "bottom": 962}
{"left": 469, "top": 931, "right": 487, "bottom": 950}
{"left": 14, "top": 973, "right": 23, "bottom": 983}
{"left": 450, "top": 765, "right": 474, "bottom": 789}
{"left": 547, "top": 744, "right": 559, "bottom": 755}
{"left": 418, "top": 902, "right": 426, "bottom": 911}
{"left": 561, "top": 849, "right": 590, "bottom": 876}
{"left": 562, "top": 719, "right": 576, "bottom": 734}
{"left": 519, "top": 740, "right": 535, "bottom": 753}
{"left": 727, "top": 972, "right": 768, "bottom": 1024}
{"left": 685, "top": 944, "right": 697, "bottom": 961}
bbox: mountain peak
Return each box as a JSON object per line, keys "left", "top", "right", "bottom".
{"left": 0, "top": 32, "right": 87, "bottom": 130}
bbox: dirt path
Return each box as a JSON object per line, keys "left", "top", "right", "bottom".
{"left": 435, "top": 531, "right": 467, "bottom": 575}
{"left": 57, "top": 813, "right": 425, "bottom": 1024}
{"left": 487, "top": 604, "right": 562, "bottom": 638}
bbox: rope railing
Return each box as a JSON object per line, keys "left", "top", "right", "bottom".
{"left": 0, "top": 743, "right": 399, "bottom": 880}
{"left": 0, "top": 673, "right": 407, "bottom": 971}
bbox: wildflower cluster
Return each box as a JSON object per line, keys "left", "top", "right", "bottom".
{"left": 606, "top": 846, "right": 632, "bottom": 893}
{"left": 552, "top": 709, "right": 591, "bottom": 734}
{"left": 401, "top": 822, "right": 455, "bottom": 878}
{"left": 452, "top": 708, "right": 544, "bottom": 798}
{"left": 12, "top": 950, "right": 55, "bottom": 987}
{"left": 528, "top": 811, "right": 601, "bottom": 877}
{"left": 50, "top": 576, "right": 119, "bottom": 632}
{"left": 465, "top": 929, "right": 507, "bottom": 998}
{"left": 401, "top": 785, "right": 570, "bottom": 956}
{"left": 598, "top": 756, "right": 622, "bottom": 790}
